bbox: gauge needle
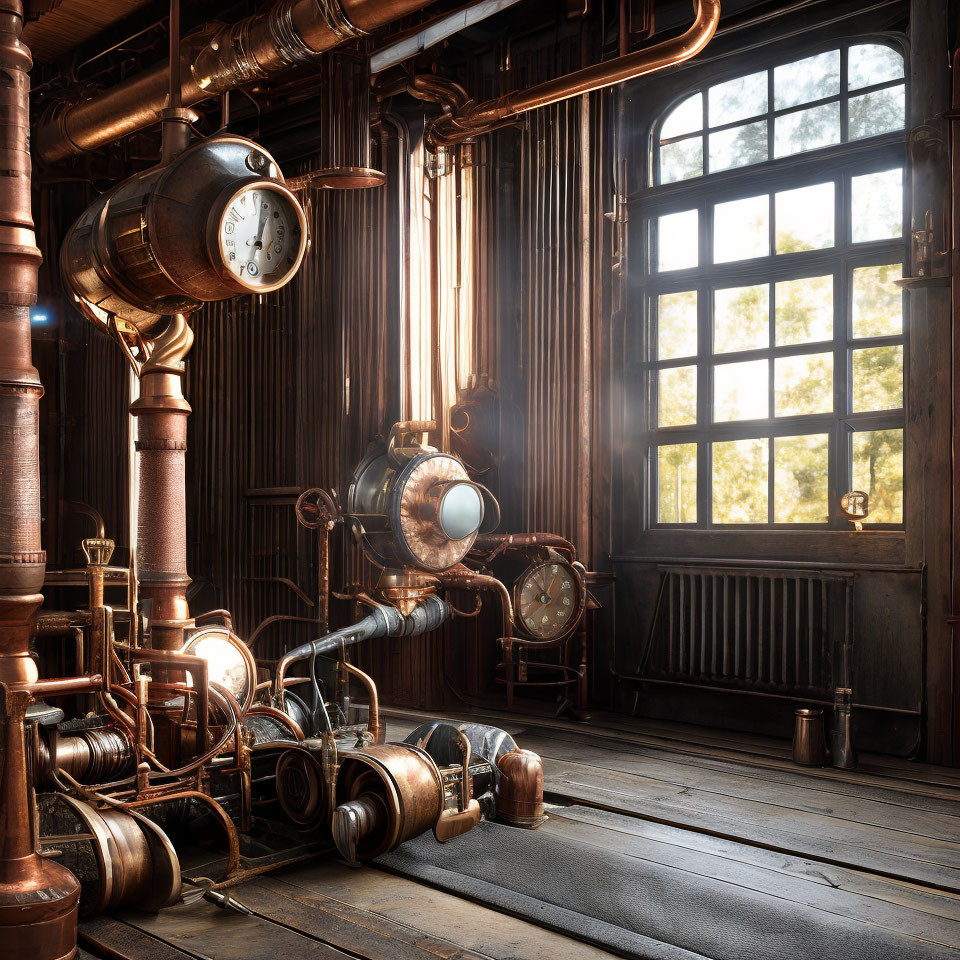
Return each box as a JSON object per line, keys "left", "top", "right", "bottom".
{"left": 253, "top": 203, "right": 269, "bottom": 249}
{"left": 546, "top": 574, "right": 560, "bottom": 599}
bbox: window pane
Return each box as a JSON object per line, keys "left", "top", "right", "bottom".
{"left": 849, "top": 85, "right": 905, "bottom": 139}
{"left": 658, "top": 291, "right": 698, "bottom": 359}
{"left": 851, "top": 168, "right": 902, "bottom": 243}
{"left": 714, "top": 359, "right": 768, "bottom": 421}
{"left": 852, "top": 344, "right": 903, "bottom": 412}
{"left": 713, "top": 438, "right": 768, "bottom": 523}
{"left": 658, "top": 366, "right": 697, "bottom": 426}
{"left": 775, "top": 182, "right": 834, "bottom": 253}
{"left": 661, "top": 136, "right": 703, "bottom": 184}
{"left": 714, "top": 194, "right": 769, "bottom": 263}
{"left": 774, "top": 102, "right": 841, "bottom": 158}
{"left": 714, "top": 284, "right": 768, "bottom": 354}
{"left": 658, "top": 209, "right": 699, "bottom": 272}
{"left": 709, "top": 71, "right": 767, "bottom": 126}
{"left": 774, "top": 50, "right": 841, "bottom": 110}
{"left": 852, "top": 429, "right": 903, "bottom": 523}
{"left": 775, "top": 353, "right": 833, "bottom": 417}
{"left": 848, "top": 44, "right": 904, "bottom": 92}
{"left": 709, "top": 121, "right": 767, "bottom": 172}
{"left": 774, "top": 434, "right": 829, "bottom": 522}
{"left": 658, "top": 443, "right": 697, "bottom": 523}
{"left": 852, "top": 264, "right": 903, "bottom": 338}
{"left": 775, "top": 275, "right": 834, "bottom": 345}
{"left": 662, "top": 92, "right": 703, "bottom": 139}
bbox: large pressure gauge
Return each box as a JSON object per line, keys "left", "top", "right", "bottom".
{"left": 515, "top": 559, "right": 585, "bottom": 641}
{"left": 211, "top": 181, "right": 304, "bottom": 290}
{"left": 61, "top": 133, "right": 308, "bottom": 335}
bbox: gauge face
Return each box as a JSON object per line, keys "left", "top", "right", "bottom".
{"left": 517, "top": 561, "right": 581, "bottom": 640}
{"left": 216, "top": 183, "right": 305, "bottom": 291}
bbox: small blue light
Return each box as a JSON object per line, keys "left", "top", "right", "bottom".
{"left": 30, "top": 309, "right": 50, "bottom": 326}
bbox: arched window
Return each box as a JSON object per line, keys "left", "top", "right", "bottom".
{"left": 643, "top": 41, "right": 907, "bottom": 527}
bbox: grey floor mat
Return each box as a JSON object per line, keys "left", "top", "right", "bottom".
{"left": 377, "top": 819, "right": 958, "bottom": 960}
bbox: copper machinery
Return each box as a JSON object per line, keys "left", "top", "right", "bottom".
{"left": 0, "top": 0, "right": 730, "bottom": 954}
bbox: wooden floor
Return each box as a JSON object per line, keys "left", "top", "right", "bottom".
{"left": 79, "top": 705, "right": 960, "bottom": 960}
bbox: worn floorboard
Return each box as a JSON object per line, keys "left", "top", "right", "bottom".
{"left": 82, "top": 707, "right": 960, "bottom": 959}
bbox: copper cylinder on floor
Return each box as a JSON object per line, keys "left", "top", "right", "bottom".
{"left": 793, "top": 708, "right": 827, "bottom": 767}
{"left": 496, "top": 749, "right": 546, "bottom": 827}
{"left": 332, "top": 744, "right": 443, "bottom": 861}
{"left": 0, "top": 685, "right": 80, "bottom": 960}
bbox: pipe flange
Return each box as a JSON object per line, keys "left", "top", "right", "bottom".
{"left": 316, "top": 0, "right": 366, "bottom": 43}
{"left": 270, "top": 0, "right": 316, "bottom": 66}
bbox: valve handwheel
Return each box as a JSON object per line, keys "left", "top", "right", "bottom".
{"left": 296, "top": 488, "right": 339, "bottom": 530}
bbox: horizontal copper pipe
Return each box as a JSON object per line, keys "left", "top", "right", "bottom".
{"left": 429, "top": 0, "right": 720, "bottom": 145}
{"left": 36, "top": 0, "right": 440, "bottom": 163}
{"left": 19, "top": 675, "right": 103, "bottom": 697}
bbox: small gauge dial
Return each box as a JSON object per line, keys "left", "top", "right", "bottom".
{"left": 215, "top": 182, "right": 306, "bottom": 291}
{"left": 516, "top": 561, "right": 582, "bottom": 641}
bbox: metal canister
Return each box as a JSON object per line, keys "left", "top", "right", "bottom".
{"left": 793, "top": 707, "right": 827, "bottom": 766}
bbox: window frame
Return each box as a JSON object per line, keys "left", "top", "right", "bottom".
{"left": 631, "top": 38, "right": 909, "bottom": 535}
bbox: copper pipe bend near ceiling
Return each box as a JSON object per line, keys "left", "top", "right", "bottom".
{"left": 429, "top": 0, "right": 721, "bottom": 146}
{"left": 35, "top": 0, "right": 441, "bottom": 164}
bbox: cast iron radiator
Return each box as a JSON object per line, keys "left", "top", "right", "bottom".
{"left": 641, "top": 565, "right": 855, "bottom": 699}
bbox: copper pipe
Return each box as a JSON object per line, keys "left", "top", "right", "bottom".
{"left": 0, "top": 0, "right": 44, "bottom": 688}
{"left": 471, "top": 532, "right": 578, "bottom": 561}
{"left": 437, "top": 565, "right": 514, "bottom": 639}
{"left": 341, "top": 660, "right": 379, "bottom": 742}
{"left": 36, "top": 0, "right": 442, "bottom": 164}
{"left": 0, "top": 684, "right": 80, "bottom": 959}
{"left": 132, "top": 322, "right": 194, "bottom": 652}
{"left": 18, "top": 675, "right": 103, "bottom": 697}
{"left": 429, "top": 0, "right": 721, "bottom": 145}
{"left": 0, "top": 7, "right": 83, "bottom": 954}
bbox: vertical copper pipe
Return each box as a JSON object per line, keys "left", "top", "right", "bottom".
{"left": 131, "top": 322, "right": 194, "bottom": 650}
{"left": 0, "top": 11, "right": 83, "bottom": 950}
